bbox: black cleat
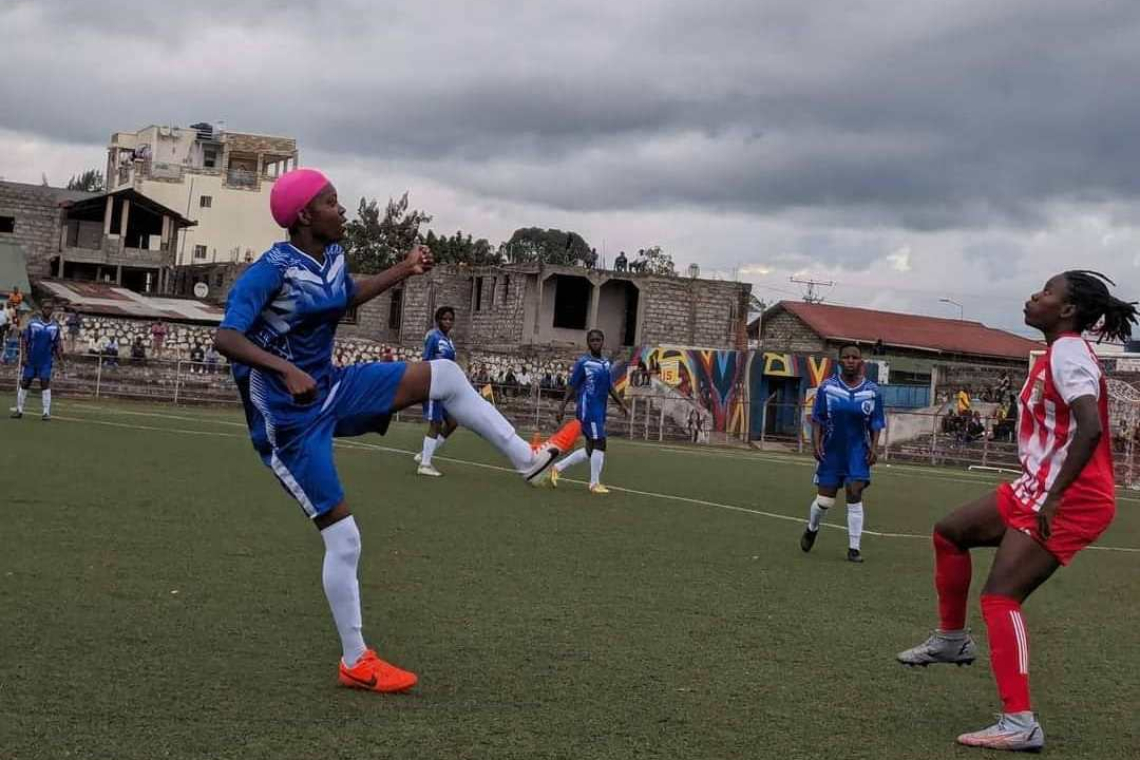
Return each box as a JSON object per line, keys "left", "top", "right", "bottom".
{"left": 10, "top": 410, "right": 22, "bottom": 419}
{"left": 847, "top": 548, "right": 864, "bottom": 563}
{"left": 800, "top": 528, "right": 818, "bottom": 553}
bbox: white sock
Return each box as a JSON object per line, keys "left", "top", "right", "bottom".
{"left": 420, "top": 436, "right": 437, "bottom": 467}
{"left": 589, "top": 450, "right": 605, "bottom": 486}
{"left": 429, "top": 359, "right": 533, "bottom": 471}
{"left": 42, "top": 389, "right": 51, "bottom": 415}
{"left": 807, "top": 495, "right": 834, "bottom": 531}
{"left": 320, "top": 517, "right": 367, "bottom": 668}
{"left": 554, "top": 447, "right": 589, "bottom": 473}
{"left": 434, "top": 434, "right": 448, "bottom": 452}
{"left": 16, "top": 386, "right": 27, "bottom": 413}
{"left": 847, "top": 502, "right": 864, "bottom": 550}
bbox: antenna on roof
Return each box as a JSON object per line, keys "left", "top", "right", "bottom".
{"left": 789, "top": 276, "right": 834, "bottom": 304}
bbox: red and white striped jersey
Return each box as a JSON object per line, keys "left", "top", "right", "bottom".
{"left": 1011, "top": 335, "right": 1115, "bottom": 511}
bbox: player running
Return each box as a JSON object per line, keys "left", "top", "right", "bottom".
{"left": 214, "top": 168, "right": 579, "bottom": 695}
{"left": 896, "top": 271, "right": 1136, "bottom": 752}
{"left": 12, "top": 299, "right": 63, "bottom": 421}
{"left": 799, "top": 344, "right": 885, "bottom": 563}
{"left": 414, "top": 306, "right": 459, "bottom": 477}
{"left": 552, "top": 329, "right": 629, "bottom": 494}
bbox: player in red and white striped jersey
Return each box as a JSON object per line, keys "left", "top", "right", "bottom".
{"left": 897, "top": 271, "right": 1137, "bottom": 753}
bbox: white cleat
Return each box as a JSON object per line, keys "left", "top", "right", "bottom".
{"left": 897, "top": 631, "right": 977, "bottom": 667}
{"left": 413, "top": 453, "right": 422, "bottom": 464}
{"left": 416, "top": 464, "right": 443, "bottom": 478}
{"left": 957, "top": 713, "right": 1044, "bottom": 752}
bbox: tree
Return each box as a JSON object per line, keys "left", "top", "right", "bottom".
{"left": 342, "top": 192, "right": 432, "bottom": 274}
{"left": 66, "top": 169, "right": 105, "bottom": 192}
{"left": 502, "top": 227, "right": 592, "bottom": 266}
{"left": 425, "top": 229, "right": 503, "bottom": 266}
{"left": 639, "top": 245, "right": 676, "bottom": 276}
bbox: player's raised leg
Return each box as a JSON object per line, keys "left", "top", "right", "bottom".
{"left": 394, "top": 360, "right": 578, "bottom": 482}
{"left": 897, "top": 492, "right": 1004, "bottom": 667}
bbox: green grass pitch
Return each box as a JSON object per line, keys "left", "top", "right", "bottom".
{"left": 2, "top": 399, "right": 1137, "bottom": 759}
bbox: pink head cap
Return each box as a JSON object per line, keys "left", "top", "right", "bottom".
{"left": 270, "top": 168, "right": 330, "bottom": 228}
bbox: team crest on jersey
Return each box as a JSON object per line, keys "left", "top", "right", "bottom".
{"left": 861, "top": 399, "right": 874, "bottom": 415}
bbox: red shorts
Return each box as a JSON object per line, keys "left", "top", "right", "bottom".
{"left": 996, "top": 483, "right": 1115, "bottom": 565}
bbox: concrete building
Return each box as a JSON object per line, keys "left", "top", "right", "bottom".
{"left": 0, "top": 180, "right": 195, "bottom": 292}
{"left": 106, "top": 123, "right": 298, "bottom": 266}
{"left": 339, "top": 262, "right": 752, "bottom": 353}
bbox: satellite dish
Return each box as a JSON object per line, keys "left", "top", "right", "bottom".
{"left": 193, "top": 282, "right": 209, "bottom": 299}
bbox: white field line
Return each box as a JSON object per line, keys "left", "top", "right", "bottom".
{"left": 49, "top": 405, "right": 1140, "bottom": 555}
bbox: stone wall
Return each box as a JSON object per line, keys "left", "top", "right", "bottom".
{"left": 758, "top": 309, "right": 828, "bottom": 353}
{"left": 0, "top": 182, "right": 65, "bottom": 279}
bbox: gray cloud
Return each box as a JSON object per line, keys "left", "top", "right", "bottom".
{"left": 5, "top": 0, "right": 1140, "bottom": 233}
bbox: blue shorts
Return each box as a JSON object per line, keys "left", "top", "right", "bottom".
{"left": 579, "top": 408, "right": 606, "bottom": 440}
{"left": 249, "top": 362, "right": 407, "bottom": 519}
{"left": 814, "top": 444, "right": 871, "bottom": 489}
{"left": 22, "top": 363, "right": 52, "bottom": 382}
{"left": 422, "top": 399, "right": 448, "bottom": 424}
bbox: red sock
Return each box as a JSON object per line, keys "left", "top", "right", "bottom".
{"left": 934, "top": 531, "right": 971, "bottom": 631}
{"left": 981, "top": 594, "right": 1032, "bottom": 714}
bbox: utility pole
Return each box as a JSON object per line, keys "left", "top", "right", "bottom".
{"left": 790, "top": 276, "right": 835, "bottom": 304}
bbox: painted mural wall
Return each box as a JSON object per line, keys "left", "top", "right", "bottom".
{"left": 613, "top": 346, "right": 842, "bottom": 440}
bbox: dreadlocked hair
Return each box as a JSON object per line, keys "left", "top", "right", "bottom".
{"left": 1062, "top": 270, "right": 1139, "bottom": 344}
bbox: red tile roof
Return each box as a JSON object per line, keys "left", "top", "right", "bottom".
{"left": 766, "top": 301, "right": 1041, "bottom": 360}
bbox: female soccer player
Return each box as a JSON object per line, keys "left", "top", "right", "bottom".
{"left": 12, "top": 299, "right": 62, "bottom": 421}
{"left": 897, "top": 271, "right": 1136, "bottom": 752}
{"left": 414, "top": 306, "right": 459, "bottom": 477}
{"left": 214, "top": 168, "right": 579, "bottom": 695}
{"left": 799, "top": 343, "right": 885, "bottom": 563}
{"left": 552, "top": 329, "right": 629, "bottom": 494}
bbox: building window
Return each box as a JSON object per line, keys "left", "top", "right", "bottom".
{"left": 552, "top": 275, "right": 591, "bottom": 330}
{"left": 200, "top": 195, "right": 213, "bottom": 208}
{"left": 340, "top": 305, "right": 359, "bottom": 325}
{"left": 473, "top": 276, "right": 484, "bottom": 311}
{"left": 0, "top": 216, "right": 14, "bottom": 233}
{"left": 204, "top": 149, "right": 217, "bottom": 169}
{"left": 214, "top": 272, "right": 225, "bottom": 287}
{"left": 388, "top": 289, "right": 403, "bottom": 330}
{"left": 193, "top": 245, "right": 208, "bottom": 260}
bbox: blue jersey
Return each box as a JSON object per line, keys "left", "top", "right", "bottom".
{"left": 570, "top": 354, "right": 613, "bottom": 416}
{"left": 220, "top": 242, "right": 356, "bottom": 425}
{"left": 812, "top": 376, "right": 886, "bottom": 453}
{"left": 24, "top": 317, "right": 61, "bottom": 367}
{"left": 423, "top": 328, "right": 456, "bottom": 361}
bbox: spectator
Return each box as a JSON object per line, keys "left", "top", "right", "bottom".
{"left": 955, "top": 387, "right": 971, "bottom": 415}
{"left": 189, "top": 343, "right": 205, "bottom": 373}
{"left": 614, "top": 251, "right": 628, "bottom": 272}
{"left": 631, "top": 249, "right": 647, "bottom": 273}
{"left": 103, "top": 336, "right": 120, "bottom": 368}
{"left": 130, "top": 336, "right": 147, "bottom": 366}
{"left": 205, "top": 344, "right": 221, "bottom": 374}
{"left": 0, "top": 300, "right": 8, "bottom": 346}
{"left": 6, "top": 286, "right": 23, "bottom": 310}
{"left": 150, "top": 321, "right": 167, "bottom": 358}
{"left": 997, "top": 371, "right": 1011, "bottom": 400}
{"left": 966, "top": 411, "right": 986, "bottom": 443}
{"left": 65, "top": 311, "right": 82, "bottom": 353}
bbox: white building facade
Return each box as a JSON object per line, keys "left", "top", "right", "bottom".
{"left": 106, "top": 124, "right": 298, "bottom": 266}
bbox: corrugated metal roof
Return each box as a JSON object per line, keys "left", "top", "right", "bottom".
{"left": 0, "top": 239, "right": 32, "bottom": 296}
{"left": 38, "top": 280, "right": 223, "bottom": 324}
{"left": 764, "top": 301, "right": 1042, "bottom": 361}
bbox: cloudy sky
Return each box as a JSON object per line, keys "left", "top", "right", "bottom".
{"left": 5, "top": 0, "right": 1140, "bottom": 336}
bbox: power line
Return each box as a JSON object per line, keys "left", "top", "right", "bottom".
{"left": 789, "top": 276, "right": 835, "bottom": 304}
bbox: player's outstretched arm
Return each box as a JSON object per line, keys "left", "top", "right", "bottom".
{"left": 214, "top": 328, "right": 317, "bottom": 404}
{"left": 350, "top": 245, "right": 434, "bottom": 308}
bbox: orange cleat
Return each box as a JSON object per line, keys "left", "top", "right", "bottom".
{"left": 338, "top": 649, "right": 418, "bottom": 693}
{"left": 524, "top": 419, "right": 582, "bottom": 483}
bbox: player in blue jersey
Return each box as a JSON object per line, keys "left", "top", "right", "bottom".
{"left": 213, "top": 168, "right": 580, "bottom": 695}
{"left": 799, "top": 344, "right": 885, "bottom": 562}
{"left": 553, "top": 329, "right": 629, "bottom": 494}
{"left": 414, "top": 306, "right": 459, "bottom": 477}
{"left": 12, "top": 299, "right": 63, "bottom": 421}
